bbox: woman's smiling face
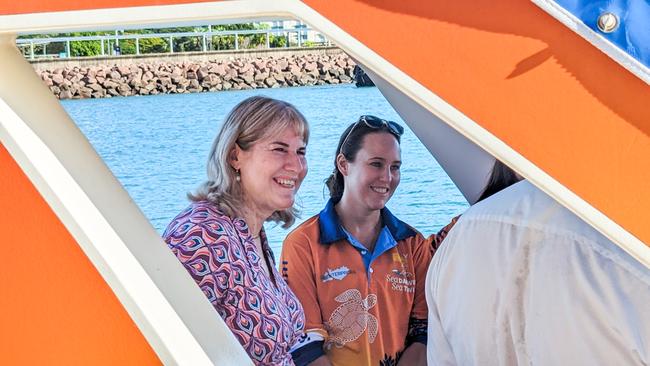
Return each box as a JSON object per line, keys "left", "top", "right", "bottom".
{"left": 340, "top": 131, "right": 401, "bottom": 211}
{"left": 235, "top": 126, "right": 307, "bottom": 219}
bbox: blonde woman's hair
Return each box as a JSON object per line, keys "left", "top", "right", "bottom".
{"left": 190, "top": 96, "right": 309, "bottom": 228}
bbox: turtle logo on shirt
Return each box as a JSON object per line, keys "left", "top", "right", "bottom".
{"left": 326, "top": 289, "right": 378, "bottom": 348}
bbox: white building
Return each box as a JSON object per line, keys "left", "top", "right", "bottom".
{"left": 263, "top": 20, "right": 328, "bottom": 45}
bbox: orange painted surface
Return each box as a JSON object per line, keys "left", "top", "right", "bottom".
{"left": 0, "top": 0, "right": 216, "bottom": 15}
{"left": 304, "top": 0, "right": 650, "bottom": 246}
{"left": 0, "top": 144, "right": 160, "bottom": 364}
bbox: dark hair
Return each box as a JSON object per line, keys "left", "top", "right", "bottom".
{"left": 476, "top": 160, "right": 522, "bottom": 202}
{"left": 325, "top": 120, "right": 402, "bottom": 202}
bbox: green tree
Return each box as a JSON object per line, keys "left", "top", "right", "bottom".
{"left": 140, "top": 38, "right": 170, "bottom": 53}
{"left": 269, "top": 34, "right": 287, "bottom": 48}
{"left": 140, "top": 26, "right": 203, "bottom": 52}
{"left": 209, "top": 23, "right": 271, "bottom": 50}
{"left": 70, "top": 40, "right": 101, "bottom": 56}
{"left": 59, "top": 32, "right": 106, "bottom": 56}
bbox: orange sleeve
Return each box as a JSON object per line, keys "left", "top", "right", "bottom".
{"left": 411, "top": 233, "right": 433, "bottom": 320}
{"left": 280, "top": 229, "right": 327, "bottom": 338}
{"left": 430, "top": 215, "right": 460, "bottom": 253}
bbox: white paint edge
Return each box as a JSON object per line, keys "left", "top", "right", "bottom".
{"left": 531, "top": 0, "right": 650, "bottom": 85}
{"left": 288, "top": 2, "right": 650, "bottom": 267}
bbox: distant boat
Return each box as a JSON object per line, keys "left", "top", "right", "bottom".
{"left": 1, "top": 0, "right": 648, "bottom": 364}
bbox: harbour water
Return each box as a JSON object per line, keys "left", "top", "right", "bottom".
{"left": 62, "top": 83, "right": 468, "bottom": 258}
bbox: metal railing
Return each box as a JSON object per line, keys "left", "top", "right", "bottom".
{"left": 16, "top": 27, "right": 331, "bottom": 60}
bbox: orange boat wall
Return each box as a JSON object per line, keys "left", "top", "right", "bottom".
{"left": 0, "top": 144, "right": 160, "bottom": 365}
{"left": 303, "top": 0, "right": 650, "bottom": 248}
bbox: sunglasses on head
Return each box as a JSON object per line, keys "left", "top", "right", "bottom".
{"left": 339, "top": 115, "right": 404, "bottom": 154}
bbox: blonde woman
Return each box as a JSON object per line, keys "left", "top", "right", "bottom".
{"left": 164, "top": 96, "right": 311, "bottom": 365}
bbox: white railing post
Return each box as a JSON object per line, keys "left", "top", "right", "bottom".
{"left": 266, "top": 31, "right": 270, "bottom": 49}
{"left": 136, "top": 37, "right": 140, "bottom": 55}
{"left": 202, "top": 34, "right": 207, "bottom": 52}
{"left": 29, "top": 41, "right": 34, "bottom": 60}
{"left": 169, "top": 36, "right": 173, "bottom": 53}
{"left": 208, "top": 25, "right": 212, "bottom": 50}
{"left": 66, "top": 40, "right": 71, "bottom": 58}
{"left": 234, "top": 32, "right": 238, "bottom": 50}
{"left": 114, "top": 30, "right": 119, "bottom": 56}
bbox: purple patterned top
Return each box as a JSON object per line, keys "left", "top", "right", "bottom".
{"left": 163, "top": 201, "right": 306, "bottom": 365}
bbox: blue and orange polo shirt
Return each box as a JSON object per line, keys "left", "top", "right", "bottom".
{"left": 281, "top": 200, "right": 432, "bottom": 366}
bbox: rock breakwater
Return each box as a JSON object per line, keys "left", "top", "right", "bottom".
{"left": 37, "top": 53, "right": 356, "bottom": 99}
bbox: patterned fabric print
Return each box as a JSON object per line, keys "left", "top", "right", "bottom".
{"left": 406, "top": 317, "right": 427, "bottom": 344}
{"left": 379, "top": 350, "right": 404, "bottom": 366}
{"left": 326, "top": 289, "right": 378, "bottom": 348}
{"left": 163, "top": 201, "right": 305, "bottom": 366}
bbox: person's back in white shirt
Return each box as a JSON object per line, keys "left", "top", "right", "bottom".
{"left": 426, "top": 180, "right": 650, "bottom": 365}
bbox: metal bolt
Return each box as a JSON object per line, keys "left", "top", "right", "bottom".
{"left": 597, "top": 12, "right": 619, "bottom": 33}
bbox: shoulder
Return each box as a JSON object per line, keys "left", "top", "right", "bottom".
{"left": 462, "top": 180, "right": 545, "bottom": 223}
{"left": 395, "top": 225, "right": 429, "bottom": 255}
{"left": 164, "top": 201, "right": 238, "bottom": 243}
{"left": 284, "top": 214, "right": 321, "bottom": 245}
{"left": 430, "top": 215, "right": 460, "bottom": 251}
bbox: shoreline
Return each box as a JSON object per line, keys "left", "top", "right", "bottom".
{"left": 32, "top": 47, "right": 356, "bottom": 99}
